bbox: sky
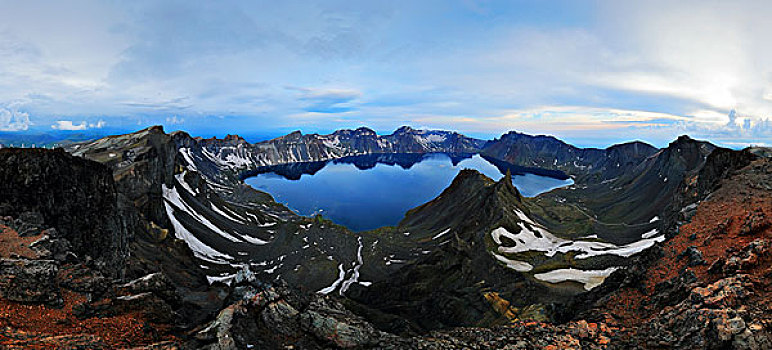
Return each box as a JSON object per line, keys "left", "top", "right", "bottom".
{"left": 0, "top": 0, "right": 771, "bottom": 148}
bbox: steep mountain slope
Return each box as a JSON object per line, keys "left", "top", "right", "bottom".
{"left": 0, "top": 148, "right": 195, "bottom": 348}
{"left": 481, "top": 131, "right": 659, "bottom": 183}
{"left": 560, "top": 148, "right": 772, "bottom": 348}
{"left": 348, "top": 171, "right": 550, "bottom": 331}
{"left": 526, "top": 136, "right": 716, "bottom": 246}
{"left": 67, "top": 126, "right": 216, "bottom": 296}
{"left": 347, "top": 167, "right": 668, "bottom": 332}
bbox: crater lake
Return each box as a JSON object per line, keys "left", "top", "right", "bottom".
{"left": 245, "top": 153, "right": 573, "bottom": 231}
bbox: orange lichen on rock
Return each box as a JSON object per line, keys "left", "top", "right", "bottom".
{"left": 0, "top": 224, "right": 179, "bottom": 349}
{"left": 0, "top": 224, "right": 41, "bottom": 259}
{"left": 604, "top": 158, "right": 772, "bottom": 328}
{"left": 0, "top": 290, "right": 177, "bottom": 349}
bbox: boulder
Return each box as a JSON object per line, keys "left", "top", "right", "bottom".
{"left": 0, "top": 258, "right": 60, "bottom": 305}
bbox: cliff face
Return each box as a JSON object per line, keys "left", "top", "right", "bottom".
{"left": 69, "top": 125, "right": 177, "bottom": 227}
{"left": 0, "top": 148, "right": 130, "bottom": 278}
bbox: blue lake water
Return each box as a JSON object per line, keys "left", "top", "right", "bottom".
{"left": 245, "top": 154, "right": 573, "bottom": 231}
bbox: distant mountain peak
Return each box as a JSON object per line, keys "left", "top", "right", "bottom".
{"left": 673, "top": 134, "right": 694, "bottom": 143}
{"left": 144, "top": 125, "right": 166, "bottom": 133}
{"left": 353, "top": 127, "right": 376, "bottom": 135}
{"left": 223, "top": 134, "right": 245, "bottom": 142}
{"left": 393, "top": 125, "right": 415, "bottom": 134}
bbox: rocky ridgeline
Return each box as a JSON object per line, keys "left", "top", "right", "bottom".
{"left": 0, "top": 148, "right": 130, "bottom": 278}
{"left": 187, "top": 265, "right": 631, "bottom": 350}
{"left": 480, "top": 131, "right": 661, "bottom": 183}
{"left": 170, "top": 125, "right": 486, "bottom": 185}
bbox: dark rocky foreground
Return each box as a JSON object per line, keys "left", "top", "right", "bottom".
{"left": 0, "top": 127, "right": 770, "bottom": 349}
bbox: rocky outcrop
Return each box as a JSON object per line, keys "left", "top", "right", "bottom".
{"left": 560, "top": 152, "right": 772, "bottom": 349}
{"left": 639, "top": 274, "right": 770, "bottom": 349}
{"left": 69, "top": 125, "right": 178, "bottom": 227}
{"left": 193, "top": 269, "right": 387, "bottom": 349}
{"left": 67, "top": 127, "right": 220, "bottom": 326}
{"left": 0, "top": 214, "right": 183, "bottom": 349}
{"left": 0, "top": 148, "right": 130, "bottom": 278}
{"left": 0, "top": 259, "right": 60, "bottom": 304}
{"left": 664, "top": 147, "right": 757, "bottom": 230}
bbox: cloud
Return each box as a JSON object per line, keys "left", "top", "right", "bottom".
{"left": 166, "top": 116, "right": 184, "bottom": 125}
{"left": 290, "top": 87, "right": 361, "bottom": 113}
{"left": 0, "top": 106, "right": 31, "bottom": 131}
{"left": 0, "top": 106, "right": 32, "bottom": 131}
{"left": 672, "top": 110, "right": 772, "bottom": 146}
{"left": 51, "top": 120, "right": 87, "bottom": 130}
{"left": 50, "top": 119, "right": 106, "bottom": 130}
{"left": 89, "top": 120, "right": 106, "bottom": 128}
{"left": 121, "top": 97, "right": 192, "bottom": 111}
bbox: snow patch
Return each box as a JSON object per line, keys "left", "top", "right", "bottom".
{"left": 432, "top": 228, "right": 451, "bottom": 240}
{"left": 418, "top": 134, "right": 447, "bottom": 144}
{"left": 179, "top": 148, "right": 199, "bottom": 171}
{"left": 491, "top": 210, "right": 666, "bottom": 264}
{"left": 210, "top": 203, "right": 246, "bottom": 224}
{"left": 238, "top": 233, "right": 269, "bottom": 245}
{"left": 338, "top": 237, "right": 364, "bottom": 295}
{"left": 533, "top": 267, "right": 620, "bottom": 291}
{"left": 175, "top": 172, "right": 198, "bottom": 195}
{"left": 206, "top": 273, "right": 237, "bottom": 285}
{"left": 641, "top": 228, "right": 660, "bottom": 239}
{"left": 163, "top": 183, "right": 242, "bottom": 243}
{"left": 317, "top": 264, "right": 346, "bottom": 295}
{"left": 162, "top": 189, "right": 233, "bottom": 263}
{"left": 492, "top": 253, "right": 533, "bottom": 272}
{"left": 257, "top": 221, "right": 277, "bottom": 228}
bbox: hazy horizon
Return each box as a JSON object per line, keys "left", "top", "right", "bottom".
{"left": 1, "top": 123, "right": 760, "bottom": 151}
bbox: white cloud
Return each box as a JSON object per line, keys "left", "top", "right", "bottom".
{"left": 166, "top": 116, "right": 184, "bottom": 125}
{"left": 51, "top": 120, "right": 88, "bottom": 131}
{"left": 89, "top": 119, "right": 106, "bottom": 128}
{"left": 0, "top": 106, "right": 31, "bottom": 131}
{"left": 49, "top": 119, "right": 105, "bottom": 130}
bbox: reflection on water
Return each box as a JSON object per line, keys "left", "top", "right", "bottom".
{"left": 245, "top": 153, "right": 573, "bottom": 231}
